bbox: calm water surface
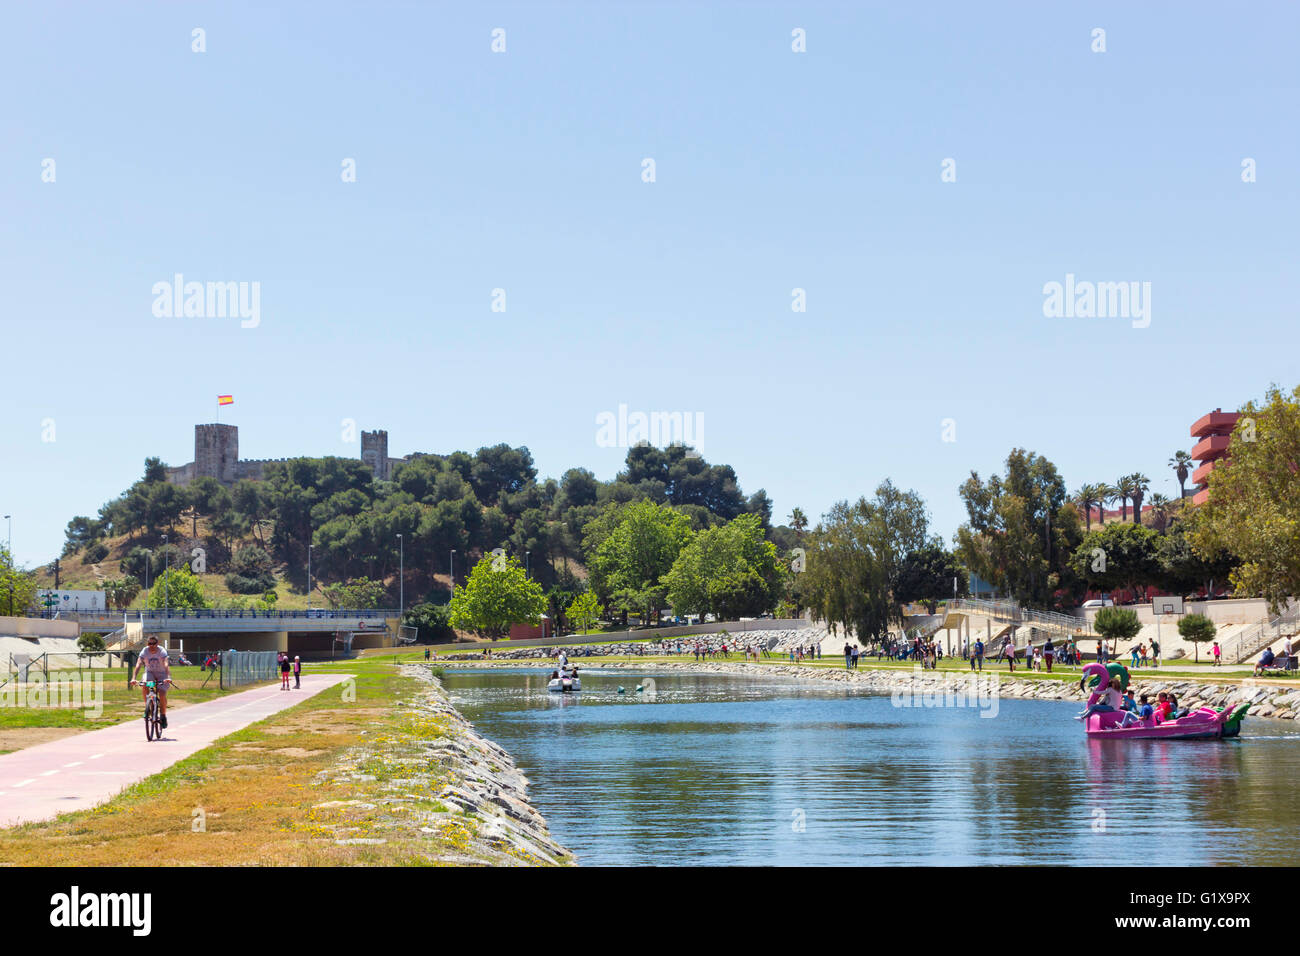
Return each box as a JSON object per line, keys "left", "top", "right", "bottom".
{"left": 443, "top": 667, "right": 1300, "bottom": 866}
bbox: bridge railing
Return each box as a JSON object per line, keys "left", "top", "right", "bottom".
{"left": 949, "top": 598, "right": 1092, "bottom": 636}
{"left": 59, "top": 608, "right": 398, "bottom": 623}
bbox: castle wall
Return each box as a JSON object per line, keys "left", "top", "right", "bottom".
{"left": 167, "top": 425, "right": 402, "bottom": 485}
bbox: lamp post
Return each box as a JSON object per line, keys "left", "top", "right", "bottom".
{"left": 162, "top": 534, "right": 169, "bottom": 618}
{"left": 449, "top": 549, "right": 456, "bottom": 597}
{"left": 397, "top": 534, "right": 404, "bottom": 618}
{"left": 525, "top": 551, "right": 531, "bottom": 579}
{"left": 3, "top": 514, "right": 10, "bottom": 617}
{"left": 307, "top": 544, "right": 313, "bottom": 611}
{"left": 143, "top": 549, "right": 152, "bottom": 616}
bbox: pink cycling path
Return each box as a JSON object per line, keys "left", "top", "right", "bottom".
{"left": 0, "top": 674, "right": 352, "bottom": 828}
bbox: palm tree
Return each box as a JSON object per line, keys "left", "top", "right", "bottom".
{"left": 1168, "top": 450, "right": 1193, "bottom": 499}
{"left": 1074, "top": 484, "right": 1102, "bottom": 532}
{"left": 1146, "top": 492, "right": 1172, "bottom": 532}
{"left": 1115, "top": 476, "right": 1137, "bottom": 523}
{"left": 1128, "top": 473, "right": 1151, "bottom": 522}
{"left": 789, "top": 507, "right": 808, "bottom": 537}
{"left": 1096, "top": 483, "right": 1118, "bottom": 525}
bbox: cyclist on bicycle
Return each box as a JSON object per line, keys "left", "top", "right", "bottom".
{"left": 131, "top": 636, "right": 172, "bottom": 729}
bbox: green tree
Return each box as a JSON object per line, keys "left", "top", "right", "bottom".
{"left": 1115, "top": 475, "right": 1136, "bottom": 523}
{"left": 77, "top": 632, "right": 107, "bottom": 652}
{"left": 1169, "top": 450, "right": 1193, "bottom": 500}
{"left": 1127, "top": 473, "right": 1151, "bottom": 523}
{"left": 146, "top": 566, "right": 210, "bottom": 610}
{"left": 666, "top": 513, "right": 784, "bottom": 620}
{"left": 566, "top": 590, "right": 602, "bottom": 635}
{"left": 104, "top": 576, "right": 142, "bottom": 610}
{"left": 1074, "top": 484, "right": 1104, "bottom": 532}
{"left": 1192, "top": 385, "right": 1300, "bottom": 612}
{"left": 321, "top": 577, "right": 388, "bottom": 609}
{"left": 403, "top": 602, "right": 456, "bottom": 643}
{"left": 1177, "top": 612, "right": 1217, "bottom": 663}
{"left": 1157, "top": 512, "right": 1236, "bottom": 597}
{"left": 1069, "top": 522, "right": 1161, "bottom": 600}
{"left": 449, "top": 555, "right": 546, "bottom": 640}
{"left": 895, "top": 544, "right": 968, "bottom": 613}
{"left": 956, "top": 449, "right": 1077, "bottom": 606}
{"left": 1, "top": 547, "right": 39, "bottom": 617}
{"left": 225, "top": 545, "right": 277, "bottom": 594}
{"left": 588, "top": 499, "right": 694, "bottom": 625}
{"left": 1094, "top": 606, "right": 1141, "bottom": 644}
{"left": 802, "top": 482, "right": 931, "bottom": 640}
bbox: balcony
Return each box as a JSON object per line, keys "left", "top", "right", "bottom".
{"left": 1192, "top": 459, "right": 1221, "bottom": 487}
{"left": 1191, "top": 433, "right": 1231, "bottom": 462}
{"left": 1190, "top": 410, "right": 1240, "bottom": 439}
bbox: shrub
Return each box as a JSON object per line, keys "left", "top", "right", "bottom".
{"left": 81, "top": 542, "right": 109, "bottom": 565}
{"left": 77, "top": 632, "right": 107, "bottom": 652}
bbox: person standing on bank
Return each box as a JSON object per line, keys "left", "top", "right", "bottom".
{"left": 293, "top": 655, "right": 302, "bottom": 689}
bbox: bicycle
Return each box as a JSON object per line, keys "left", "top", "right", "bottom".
{"left": 131, "top": 678, "right": 174, "bottom": 741}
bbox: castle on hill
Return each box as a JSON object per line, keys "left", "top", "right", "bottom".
{"left": 165, "top": 423, "right": 408, "bottom": 486}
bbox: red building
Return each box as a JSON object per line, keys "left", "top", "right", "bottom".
{"left": 1190, "top": 408, "right": 1241, "bottom": 505}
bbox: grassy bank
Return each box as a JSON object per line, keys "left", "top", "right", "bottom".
{"left": 0, "top": 658, "right": 539, "bottom": 865}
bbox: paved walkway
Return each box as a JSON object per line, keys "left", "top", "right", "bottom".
{"left": 0, "top": 674, "right": 352, "bottom": 828}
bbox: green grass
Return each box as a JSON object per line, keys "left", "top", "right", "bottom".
{"left": 0, "top": 664, "right": 273, "bottom": 730}
{"left": 0, "top": 657, "right": 515, "bottom": 866}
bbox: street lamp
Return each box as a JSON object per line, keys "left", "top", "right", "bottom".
{"left": 162, "top": 534, "right": 169, "bottom": 617}
{"left": 526, "top": 550, "right": 531, "bottom": 579}
{"left": 307, "top": 544, "right": 313, "bottom": 611}
{"left": 143, "top": 549, "right": 152, "bottom": 616}
{"left": 449, "top": 549, "right": 456, "bottom": 597}
{"left": 3, "top": 515, "right": 10, "bottom": 617}
{"left": 397, "top": 534, "right": 404, "bottom": 617}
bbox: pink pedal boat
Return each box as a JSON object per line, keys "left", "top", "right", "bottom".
{"left": 1079, "top": 663, "right": 1249, "bottom": 740}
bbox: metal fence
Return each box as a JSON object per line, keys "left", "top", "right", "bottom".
{"left": 220, "top": 650, "right": 280, "bottom": 689}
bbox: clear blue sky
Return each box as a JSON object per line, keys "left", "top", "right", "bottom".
{"left": 2, "top": 2, "right": 1297, "bottom": 567}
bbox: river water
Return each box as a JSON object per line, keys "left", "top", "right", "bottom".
{"left": 442, "top": 667, "right": 1300, "bottom": 866}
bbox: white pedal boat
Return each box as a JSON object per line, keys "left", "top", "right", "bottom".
{"left": 547, "top": 669, "right": 581, "bottom": 693}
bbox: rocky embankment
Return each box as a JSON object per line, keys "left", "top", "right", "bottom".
{"left": 311, "top": 663, "right": 573, "bottom": 865}
{"left": 447, "top": 631, "right": 814, "bottom": 660}
{"left": 436, "top": 657, "right": 1300, "bottom": 719}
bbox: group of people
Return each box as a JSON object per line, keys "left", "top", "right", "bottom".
{"left": 277, "top": 651, "right": 301, "bottom": 690}
{"left": 1123, "top": 640, "right": 1163, "bottom": 669}
{"left": 1079, "top": 676, "right": 1189, "bottom": 727}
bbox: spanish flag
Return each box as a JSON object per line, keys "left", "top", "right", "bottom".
{"left": 218, "top": 395, "right": 234, "bottom": 406}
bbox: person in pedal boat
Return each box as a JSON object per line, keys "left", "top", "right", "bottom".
{"left": 1117, "top": 695, "right": 1155, "bottom": 728}
{"left": 1078, "top": 676, "right": 1123, "bottom": 720}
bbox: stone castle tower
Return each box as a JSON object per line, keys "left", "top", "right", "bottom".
{"left": 167, "top": 423, "right": 405, "bottom": 486}
{"left": 361, "top": 430, "right": 390, "bottom": 481}
{"left": 195, "top": 423, "right": 239, "bottom": 484}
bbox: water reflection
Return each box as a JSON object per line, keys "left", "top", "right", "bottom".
{"left": 444, "top": 668, "right": 1300, "bottom": 866}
